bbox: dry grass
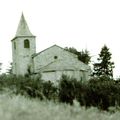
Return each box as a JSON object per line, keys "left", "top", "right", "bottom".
{"left": 0, "top": 92, "right": 119, "bottom": 120}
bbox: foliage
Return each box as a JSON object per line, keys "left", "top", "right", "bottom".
{"left": 58, "top": 75, "right": 77, "bottom": 104}
{"left": 86, "top": 76, "right": 120, "bottom": 110}
{"left": 0, "top": 93, "right": 120, "bottom": 120}
{"left": 0, "top": 74, "right": 58, "bottom": 100}
{"left": 58, "top": 74, "right": 86, "bottom": 105}
{"left": 0, "top": 74, "right": 120, "bottom": 111}
{"left": 93, "top": 45, "right": 114, "bottom": 78}
{"left": 64, "top": 47, "right": 78, "bottom": 55}
{"left": 42, "top": 81, "right": 58, "bottom": 100}
{"left": 65, "top": 47, "right": 91, "bottom": 64}
{"left": 78, "top": 50, "right": 91, "bottom": 64}
{"left": 58, "top": 75, "right": 120, "bottom": 110}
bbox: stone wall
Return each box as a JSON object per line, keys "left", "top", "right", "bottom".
{"left": 12, "top": 36, "right": 36, "bottom": 75}
{"left": 33, "top": 45, "right": 91, "bottom": 81}
{"left": 33, "top": 45, "right": 77, "bottom": 73}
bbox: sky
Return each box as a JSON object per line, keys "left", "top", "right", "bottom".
{"left": 0, "top": 0, "right": 120, "bottom": 78}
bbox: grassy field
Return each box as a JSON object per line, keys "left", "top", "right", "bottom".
{"left": 0, "top": 92, "right": 120, "bottom": 120}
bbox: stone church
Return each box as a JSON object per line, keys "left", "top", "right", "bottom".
{"left": 11, "top": 14, "right": 91, "bottom": 81}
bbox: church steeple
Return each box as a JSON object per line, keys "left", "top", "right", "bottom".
{"left": 15, "top": 13, "right": 33, "bottom": 36}
{"left": 11, "top": 13, "right": 36, "bottom": 76}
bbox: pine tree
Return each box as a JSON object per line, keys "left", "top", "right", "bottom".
{"left": 93, "top": 45, "right": 114, "bottom": 78}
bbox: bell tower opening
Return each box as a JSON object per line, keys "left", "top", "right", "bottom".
{"left": 24, "top": 39, "right": 30, "bottom": 48}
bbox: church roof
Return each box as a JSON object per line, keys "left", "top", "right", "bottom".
{"left": 32, "top": 44, "right": 77, "bottom": 58}
{"left": 15, "top": 13, "right": 33, "bottom": 36}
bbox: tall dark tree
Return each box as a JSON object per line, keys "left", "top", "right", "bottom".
{"left": 78, "top": 50, "right": 91, "bottom": 64}
{"left": 93, "top": 45, "right": 114, "bottom": 78}
{"left": 65, "top": 47, "right": 91, "bottom": 64}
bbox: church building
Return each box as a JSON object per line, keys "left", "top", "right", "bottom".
{"left": 11, "top": 14, "right": 91, "bottom": 81}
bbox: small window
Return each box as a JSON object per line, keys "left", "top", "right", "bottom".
{"left": 24, "top": 39, "right": 30, "bottom": 48}
{"left": 54, "top": 56, "right": 58, "bottom": 59}
{"left": 14, "top": 42, "right": 16, "bottom": 49}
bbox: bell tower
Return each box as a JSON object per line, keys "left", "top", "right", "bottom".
{"left": 11, "top": 13, "right": 36, "bottom": 76}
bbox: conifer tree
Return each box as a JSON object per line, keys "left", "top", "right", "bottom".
{"left": 93, "top": 45, "right": 114, "bottom": 78}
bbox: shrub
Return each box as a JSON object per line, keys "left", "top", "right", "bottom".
{"left": 0, "top": 74, "right": 44, "bottom": 99}
{"left": 58, "top": 74, "right": 82, "bottom": 105}
{"left": 42, "top": 81, "right": 58, "bottom": 100}
{"left": 87, "top": 76, "right": 120, "bottom": 110}
{"left": 0, "top": 74, "right": 58, "bottom": 100}
{"left": 0, "top": 73, "right": 120, "bottom": 111}
{"left": 58, "top": 75, "right": 120, "bottom": 110}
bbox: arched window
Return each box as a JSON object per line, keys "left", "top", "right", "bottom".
{"left": 24, "top": 39, "right": 30, "bottom": 48}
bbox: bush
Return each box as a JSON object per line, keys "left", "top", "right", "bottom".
{"left": 87, "top": 76, "right": 120, "bottom": 110}
{"left": 0, "top": 74, "right": 58, "bottom": 100}
{"left": 0, "top": 74, "right": 120, "bottom": 111}
{"left": 58, "top": 75, "right": 120, "bottom": 110}
{"left": 42, "top": 81, "right": 58, "bottom": 100}
{"left": 58, "top": 74, "right": 82, "bottom": 105}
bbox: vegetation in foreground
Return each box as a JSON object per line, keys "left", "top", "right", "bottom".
{"left": 0, "top": 74, "right": 120, "bottom": 111}
{"left": 0, "top": 92, "right": 120, "bottom": 120}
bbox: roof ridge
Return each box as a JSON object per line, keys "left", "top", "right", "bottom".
{"left": 33, "top": 44, "right": 77, "bottom": 58}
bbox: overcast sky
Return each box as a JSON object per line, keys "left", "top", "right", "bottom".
{"left": 0, "top": 0, "right": 120, "bottom": 78}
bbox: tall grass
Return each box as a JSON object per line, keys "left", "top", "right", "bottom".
{"left": 0, "top": 93, "right": 120, "bottom": 120}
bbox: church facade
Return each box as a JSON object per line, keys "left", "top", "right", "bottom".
{"left": 11, "top": 14, "right": 91, "bottom": 81}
